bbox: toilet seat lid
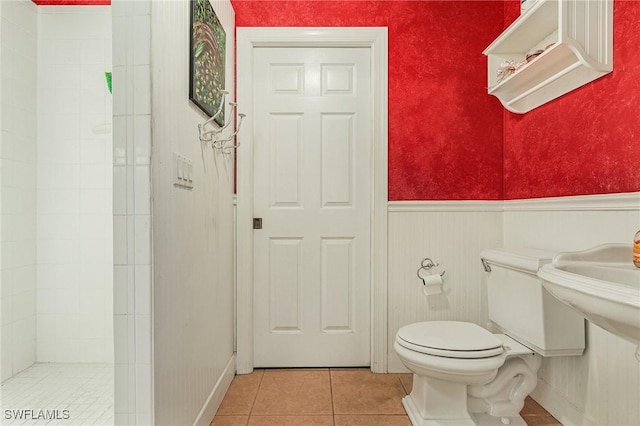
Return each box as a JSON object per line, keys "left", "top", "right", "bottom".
{"left": 396, "top": 321, "right": 504, "bottom": 359}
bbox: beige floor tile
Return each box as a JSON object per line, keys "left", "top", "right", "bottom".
{"left": 252, "top": 370, "right": 333, "bottom": 416}
{"left": 397, "top": 373, "right": 412, "bottom": 394}
{"left": 331, "top": 370, "right": 406, "bottom": 415}
{"left": 522, "top": 414, "right": 563, "bottom": 426}
{"left": 210, "top": 415, "right": 249, "bottom": 425}
{"left": 334, "top": 414, "right": 412, "bottom": 425}
{"left": 521, "top": 397, "right": 548, "bottom": 416}
{"left": 521, "top": 397, "right": 562, "bottom": 425}
{"left": 248, "top": 415, "right": 334, "bottom": 425}
{"left": 210, "top": 369, "right": 561, "bottom": 426}
{"left": 218, "top": 370, "right": 265, "bottom": 415}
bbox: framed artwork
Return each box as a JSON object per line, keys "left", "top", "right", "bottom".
{"left": 189, "top": 0, "right": 226, "bottom": 125}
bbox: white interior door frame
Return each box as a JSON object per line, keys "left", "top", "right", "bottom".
{"left": 236, "top": 27, "right": 388, "bottom": 374}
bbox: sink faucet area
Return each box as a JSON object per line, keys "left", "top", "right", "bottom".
{"left": 537, "top": 244, "right": 640, "bottom": 360}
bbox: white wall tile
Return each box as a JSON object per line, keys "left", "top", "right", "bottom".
{"left": 36, "top": 338, "right": 56, "bottom": 362}
{"left": 114, "top": 363, "right": 130, "bottom": 412}
{"left": 80, "top": 189, "right": 106, "bottom": 214}
{"left": 113, "top": 166, "right": 127, "bottom": 214}
{"left": 134, "top": 315, "right": 151, "bottom": 365}
{"left": 112, "top": 17, "right": 128, "bottom": 67}
{"left": 132, "top": 65, "right": 150, "bottom": 115}
{"left": 37, "top": 314, "right": 57, "bottom": 339}
{"left": 79, "top": 39, "right": 110, "bottom": 65}
{"left": 81, "top": 139, "right": 107, "bottom": 166}
{"left": 133, "top": 215, "right": 151, "bottom": 265}
{"left": 56, "top": 314, "right": 80, "bottom": 338}
{"left": 112, "top": 116, "right": 127, "bottom": 165}
{"left": 113, "top": 315, "right": 128, "bottom": 363}
{"left": 135, "top": 362, "right": 152, "bottom": 413}
{"left": 134, "top": 265, "right": 150, "bottom": 315}
{"left": 133, "top": 115, "right": 150, "bottom": 165}
{"left": 113, "top": 215, "right": 128, "bottom": 265}
{"left": 37, "top": 288, "right": 56, "bottom": 314}
{"left": 134, "top": 166, "right": 150, "bottom": 215}
{"left": 33, "top": 9, "right": 113, "bottom": 365}
{"left": 133, "top": 15, "right": 151, "bottom": 66}
{"left": 0, "top": 2, "right": 38, "bottom": 378}
{"left": 111, "top": 66, "right": 128, "bottom": 116}
{"left": 2, "top": 295, "right": 14, "bottom": 326}
{"left": 55, "top": 338, "right": 80, "bottom": 362}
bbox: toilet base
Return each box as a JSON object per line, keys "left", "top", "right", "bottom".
{"left": 470, "top": 413, "right": 527, "bottom": 426}
{"left": 403, "top": 395, "right": 528, "bottom": 426}
{"left": 403, "top": 375, "right": 476, "bottom": 426}
{"left": 402, "top": 395, "right": 475, "bottom": 426}
{"left": 402, "top": 372, "right": 532, "bottom": 426}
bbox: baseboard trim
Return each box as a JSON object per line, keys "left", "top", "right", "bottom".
{"left": 388, "top": 192, "right": 640, "bottom": 213}
{"left": 192, "top": 354, "right": 235, "bottom": 426}
{"left": 387, "top": 352, "right": 410, "bottom": 374}
{"left": 531, "top": 379, "right": 596, "bottom": 426}
{"left": 504, "top": 192, "right": 640, "bottom": 212}
{"left": 388, "top": 200, "right": 503, "bottom": 212}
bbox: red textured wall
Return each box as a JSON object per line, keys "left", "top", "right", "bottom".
{"left": 233, "top": 0, "right": 505, "bottom": 200}
{"left": 502, "top": 0, "right": 640, "bottom": 199}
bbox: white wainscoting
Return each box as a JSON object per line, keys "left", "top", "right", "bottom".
{"left": 388, "top": 193, "right": 639, "bottom": 426}
{"left": 504, "top": 193, "right": 640, "bottom": 426}
{"left": 387, "top": 201, "right": 503, "bottom": 372}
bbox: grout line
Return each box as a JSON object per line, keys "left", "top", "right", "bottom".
{"left": 328, "top": 369, "right": 336, "bottom": 425}
{"left": 397, "top": 373, "right": 410, "bottom": 395}
{"left": 246, "top": 369, "right": 264, "bottom": 422}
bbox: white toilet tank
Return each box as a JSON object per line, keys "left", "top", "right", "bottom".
{"left": 481, "top": 247, "right": 585, "bottom": 357}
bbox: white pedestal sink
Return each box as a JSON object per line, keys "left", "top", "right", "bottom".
{"left": 537, "top": 244, "right": 640, "bottom": 360}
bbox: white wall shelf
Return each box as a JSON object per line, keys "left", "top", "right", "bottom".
{"left": 484, "top": 0, "right": 613, "bottom": 113}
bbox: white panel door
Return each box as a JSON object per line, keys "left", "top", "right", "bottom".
{"left": 253, "top": 47, "right": 372, "bottom": 367}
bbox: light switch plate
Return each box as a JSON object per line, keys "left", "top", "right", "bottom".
{"left": 173, "top": 152, "right": 194, "bottom": 189}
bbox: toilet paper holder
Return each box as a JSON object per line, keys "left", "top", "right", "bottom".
{"left": 416, "top": 258, "right": 446, "bottom": 280}
{"left": 417, "top": 258, "right": 446, "bottom": 296}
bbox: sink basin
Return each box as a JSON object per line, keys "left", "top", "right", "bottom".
{"left": 537, "top": 244, "right": 640, "bottom": 352}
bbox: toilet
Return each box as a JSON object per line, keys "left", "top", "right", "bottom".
{"left": 394, "top": 248, "right": 586, "bottom": 426}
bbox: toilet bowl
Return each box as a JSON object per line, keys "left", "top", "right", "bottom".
{"left": 394, "top": 248, "right": 586, "bottom": 426}
{"left": 395, "top": 321, "right": 538, "bottom": 426}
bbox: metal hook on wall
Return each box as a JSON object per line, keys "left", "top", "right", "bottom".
{"left": 198, "top": 90, "right": 246, "bottom": 154}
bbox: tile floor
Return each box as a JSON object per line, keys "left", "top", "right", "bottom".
{"left": 211, "top": 368, "right": 562, "bottom": 426}
{"left": 0, "top": 363, "right": 114, "bottom": 425}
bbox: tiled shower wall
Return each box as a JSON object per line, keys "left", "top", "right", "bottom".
{"left": 0, "top": 0, "right": 38, "bottom": 382}
{"left": 35, "top": 5, "right": 113, "bottom": 364}
{"left": 111, "top": 1, "right": 153, "bottom": 424}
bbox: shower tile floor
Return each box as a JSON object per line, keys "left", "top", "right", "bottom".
{"left": 1, "top": 363, "right": 113, "bottom": 425}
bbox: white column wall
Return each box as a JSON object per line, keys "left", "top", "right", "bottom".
{"left": 150, "top": 0, "right": 236, "bottom": 424}
{"left": 0, "top": 0, "right": 38, "bottom": 382}
{"left": 111, "top": 1, "right": 153, "bottom": 424}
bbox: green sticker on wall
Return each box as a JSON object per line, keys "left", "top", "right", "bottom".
{"left": 105, "top": 72, "right": 112, "bottom": 94}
